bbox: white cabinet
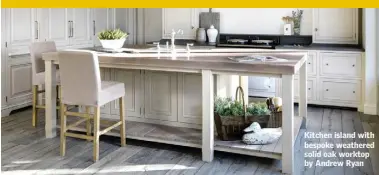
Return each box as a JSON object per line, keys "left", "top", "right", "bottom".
{"left": 144, "top": 71, "right": 177, "bottom": 122}
{"left": 178, "top": 73, "right": 202, "bottom": 124}
{"left": 162, "top": 8, "right": 198, "bottom": 39}
{"left": 313, "top": 8, "right": 358, "bottom": 44}
{"left": 5, "top": 56, "right": 33, "bottom": 107}
{"left": 319, "top": 52, "right": 361, "bottom": 78}
{"left": 248, "top": 76, "right": 276, "bottom": 97}
{"left": 69, "top": 8, "right": 93, "bottom": 47}
{"left": 93, "top": 8, "right": 115, "bottom": 46}
{"left": 41, "top": 8, "right": 70, "bottom": 48}
{"left": 319, "top": 79, "right": 361, "bottom": 105}
{"left": 110, "top": 69, "right": 142, "bottom": 118}
{"left": 294, "top": 78, "right": 316, "bottom": 102}
{"left": 5, "top": 8, "right": 40, "bottom": 55}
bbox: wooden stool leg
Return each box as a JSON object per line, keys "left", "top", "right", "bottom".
{"left": 32, "top": 85, "right": 38, "bottom": 127}
{"left": 119, "top": 97, "right": 126, "bottom": 147}
{"left": 86, "top": 106, "right": 92, "bottom": 141}
{"left": 93, "top": 106, "right": 100, "bottom": 162}
{"left": 60, "top": 103, "right": 67, "bottom": 156}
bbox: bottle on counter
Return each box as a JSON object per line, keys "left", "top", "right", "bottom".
{"left": 207, "top": 25, "right": 218, "bottom": 43}
{"left": 196, "top": 28, "right": 206, "bottom": 43}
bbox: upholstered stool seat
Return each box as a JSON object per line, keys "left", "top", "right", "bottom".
{"left": 58, "top": 50, "right": 126, "bottom": 162}
{"left": 35, "top": 70, "right": 61, "bottom": 85}
{"left": 29, "top": 41, "right": 61, "bottom": 127}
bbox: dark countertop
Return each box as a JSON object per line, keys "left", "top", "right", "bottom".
{"left": 147, "top": 40, "right": 364, "bottom": 52}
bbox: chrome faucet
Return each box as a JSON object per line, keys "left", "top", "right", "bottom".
{"left": 171, "top": 29, "right": 183, "bottom": 51}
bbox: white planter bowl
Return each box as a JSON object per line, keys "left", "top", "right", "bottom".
{"left": 100, "top": 38, "right": 126, "bottom": 49}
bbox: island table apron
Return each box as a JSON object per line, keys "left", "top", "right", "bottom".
{"left": 42, "top": 51, "right": 307, "bottom": 174}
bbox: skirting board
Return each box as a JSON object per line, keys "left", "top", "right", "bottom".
{"left": 364, "top": 103, "right": 378, "bottom": 115}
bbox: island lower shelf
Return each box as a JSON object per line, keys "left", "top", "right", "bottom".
{"left": 62, "top": 116, "right": 303, "bottom": 160}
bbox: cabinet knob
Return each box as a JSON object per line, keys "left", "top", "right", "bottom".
{"left": 352, "top": 64, "right": 355, "bottom": 67}
{"left": 315, "top": 28, "right": 318, "bottom": 32}
{"left": 308, "top": 62, "right": 311, "bottom": 65}
{"left": 326, "top": 63, "right": 329, "bottom": 66}
{"left": 308, "top": 88, "right": 311, "bottom": 90}
{"left": 353, "top": 91, "right": 355, "bottom": 93}
{"left": 192, "top": 26, "right": 194, "bottom": 29}
{"left": 326, "top": 89, "right": 329, "bottom": 91}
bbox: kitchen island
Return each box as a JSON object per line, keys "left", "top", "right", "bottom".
{"left": 42, "top": 50, "right": 307, "bottom": 174}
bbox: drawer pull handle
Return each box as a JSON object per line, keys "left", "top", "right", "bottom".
{"left": 352, "top": 64, "right": 355, "bottom": 67}
{"left": 326, "top": 63, "right": 329, "bottom": 66}
{"left": 326, "top": 89, "right": 329, "bottom": 91}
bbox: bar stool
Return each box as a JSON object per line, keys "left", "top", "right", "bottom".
{"left": 29, "top": 41, "right": 61, "bottom": 127}
{"left": 58, "top": 50, "right": 126, "bottom": 162}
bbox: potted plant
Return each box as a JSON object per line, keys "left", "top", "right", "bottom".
{"left": 292, "top": 9, "right": 304, "bottom": 35}
{"left": 98, "top": 29, "right": 128, "bottom": 49}
{"left": 214, "top": 87, "right": 271, "bottom": 141}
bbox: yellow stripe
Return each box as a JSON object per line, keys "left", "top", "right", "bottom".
{"left": 2, "top": 1, "right": 379, "bottom": 7}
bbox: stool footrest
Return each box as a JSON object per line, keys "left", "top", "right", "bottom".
{"left": 99, "top": 121, "right": 122, "bottom": 135}
{"left": 67, "top": 118, "right": 89, "bottom": 130}
{"left": 65, "top": 132, "right": 93, "bottom": 140}
{"left": 65, "top": 111, "right": 93, "bottom": 118}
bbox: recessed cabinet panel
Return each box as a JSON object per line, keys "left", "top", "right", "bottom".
{"left": 110, "top": 69, "right": 141, "bottom": 118}
{"left": 93, "top": 8, "right": 110, "bottom": 46}
{"left": 313, "top": 8, "right": 358, "bottom": 44}
{"left": 320, "top": 52, "right": 361, "bottom": 78}
{"left": 144, "top": 71, "right": 177, "bottom": 121}
{"left": 320, "top": 79, "right": 360, "bottom": 103}
{"left": 295, "top": 52, "right": 317, "bottom": 76}
{"left": 7, "top": 8, "right": 37, "bottom": 55}
{"left": 8, "top": 63, "right": 32, "bottom": 99}
{"left": 70, "top": 8, "right": 92, "bottom": 46}
{"left": 43, "top": 8, "right": 70, "bottom": 48}
{"left": 294, "top": 78, "right": 316, "bottom": 101}
{"left": 178, "top": 73, "right": 202, "bottom": 124}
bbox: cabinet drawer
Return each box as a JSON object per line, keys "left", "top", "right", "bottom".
{"left": 294, "top": 78, "right": 316, "bottom": 101}
{"left": 320, "top": 52, "right": 361, "bottom": 78}
{"left": 296, "top": 52, "right": 317, "bottom": 76}
{"left": 319, "top": 79, "right": 360, "bottom": 103}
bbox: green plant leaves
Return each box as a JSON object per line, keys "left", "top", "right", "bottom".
{"left": 214, "top": 97, "right": 270, "bottom": 116}
{"left": 98, "top": 28, "right": 128, "bottom": 40}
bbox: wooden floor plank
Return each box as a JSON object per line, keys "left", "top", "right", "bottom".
{"left": 302, "top": 107, "right": 324, "bottom": 175}
{"left": 1, "top": 107, "right": 376, "bottom": 175}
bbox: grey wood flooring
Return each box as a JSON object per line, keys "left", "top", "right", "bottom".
{"left": 1, "top": 106, "right": 377, "bottom": 175}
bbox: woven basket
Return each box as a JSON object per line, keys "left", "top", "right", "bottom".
{"left": 214, "top": 86, "right": 270, "bottom": 141}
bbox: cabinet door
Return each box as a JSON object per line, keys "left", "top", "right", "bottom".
{"left": 178, "top": 73, "right": 202, "bottom": 124}
{"left": 93, "top": 8, "right": 111, "bottom": 46}
{"left": 6, "top": 8, "right": 38, "bottom": 55}
{"left": 162, "top": 8, "right": 198, "bottom": 39}
{"left": 69, "top": 8, "right": 92, "bottom": 47}
{"left": 313, "top": 8, "right": 358, "bottom": 44}
{"left": 6, "top": 59, "right": 32, "bottom": 105}
{"left": 110, "top": 69, "right": 142, "bottom": 118}
{"left": 42, "top": 8, "right": 70, "bottom": 48}
{"left": 144, "top": 71, "right": 177, "bottom": 121}
{"left": 248, "top": 76, "right": 276, "bottom": 97}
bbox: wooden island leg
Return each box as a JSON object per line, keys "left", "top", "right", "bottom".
{"left": 45, "top": 60, "right": 57, "bottom": 138}
{"left": 299, "top": 59, "right": 308, "bottom": 129}
{"left": 282, "top": 74, "right": 294, "bottom": 174}
{"left": 202, "top": 70, "right": 214, "bottom": 162}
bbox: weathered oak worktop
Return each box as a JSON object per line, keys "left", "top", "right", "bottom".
{"left": 42, "top": 49, "right": 308, "bottom": 174}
